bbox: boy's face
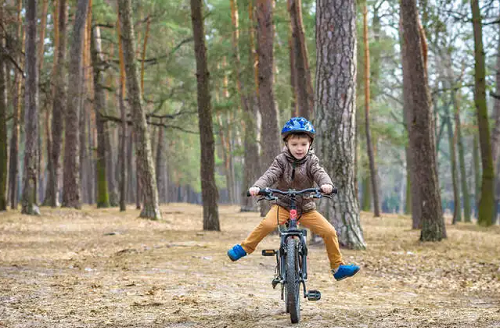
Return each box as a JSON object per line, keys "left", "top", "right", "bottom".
{"left": 286, "top": 135, "right": 311, "bottom": 160}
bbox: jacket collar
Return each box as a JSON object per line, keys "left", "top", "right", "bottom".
{"left": 282, "top": 146, "right": 313, "bottom": 164}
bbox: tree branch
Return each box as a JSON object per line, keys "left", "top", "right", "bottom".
{"left": 99, "top": 113, "right": 198, "bottom": 134}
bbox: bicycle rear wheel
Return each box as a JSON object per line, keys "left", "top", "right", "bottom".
{"left": 285, "top": 238, "right": 300, "bottom": 323}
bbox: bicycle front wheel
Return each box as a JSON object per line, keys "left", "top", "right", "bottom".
{"left": 285, "top": 238, "right": 300, "bottom": 323}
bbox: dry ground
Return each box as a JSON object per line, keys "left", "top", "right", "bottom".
{"left": 0, "top": 204, "right": 499, "bottom": 328}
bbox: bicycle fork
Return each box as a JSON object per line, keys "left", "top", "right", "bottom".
{"left": 262, "top": 233, "right": 321, "bottom": 301}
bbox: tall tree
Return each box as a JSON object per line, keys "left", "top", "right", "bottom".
{"left": 470, "top": 0, "right": 495, "bottom": 226}
{"left": 0, "top": 0, "right": 7, "bottom": 211}
{"left": 155, "top": 122, "right": 167, "bottom": 203}
{"left": 363, "top": 4, "right": 380, "bottom": 217}
{"left": 452, "top": 81, "right": 471, "bottom": 222}
{"left": 240, "top": 0, "right": 260, "bottom": 212}
{"left": 400, "top": 0, "right": 445, "bottom": 241}
{"left": 491, "top": 23, "right": 500, "bottom": 223}
{"left": 288, "top": 0, "right": 314, "bottom": 119}
{"left": 315, "top": 0, "right": 366, "bottom": 249}
{"left": 190, "top": 0, "right": 219, "bottom": 230}
{"left": 399, "top": 12, "right": 421, "bottom": 228}
{"left": 90, "top": 26, "right": 110, "bottom": 208}
{"left": 62, "top": 0, "right": 88, "bottom": 209}
{"left": 117, "top": 14, "right": 127, "bottom": 212}
{"left": 257, "top": 0, "right": 281, "bottom": 217}
{"left": 119, "top": 0, "right": 161, "bottom": 219}
{"left": 44, "top": 0, "right": 67, "bottom": 207}
{"left": 21, "top": 0, "right": 40, "bottom": 215}
{"left": 8, "top": 0, "right": 23, "bottom": 210}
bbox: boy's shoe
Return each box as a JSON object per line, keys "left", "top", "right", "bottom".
{"left": 332, "top": 264, "right": 360, "bottom": 281}
{"left": 227, "top": 244, "right": 247, "bottom": 261}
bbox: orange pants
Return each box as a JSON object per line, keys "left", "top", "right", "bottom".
{"left": 241, "top": 205, "right": 344, "bottom": 269}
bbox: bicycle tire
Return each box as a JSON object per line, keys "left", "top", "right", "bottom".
{"left": 286, "top": 238, "right": 300, "bottom": 323}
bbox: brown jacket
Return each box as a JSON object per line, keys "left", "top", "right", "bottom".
{"left": 253, "top": 148, "right": 334, "bottom": 214}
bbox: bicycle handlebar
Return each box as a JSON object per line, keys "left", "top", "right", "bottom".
{"left": 246, "top": 187, "right": 337, "bottom": 198}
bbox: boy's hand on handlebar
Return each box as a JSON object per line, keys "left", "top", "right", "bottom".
{"left": 248, "top": 187, "right": 260, "bottom": 196}
{"left": 320, "top": 184, "right": 333, "bottom": 194}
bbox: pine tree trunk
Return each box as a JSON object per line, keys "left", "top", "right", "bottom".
{"left": 119, "top": 76, "right": 127, "bottom": 211}
{"left": 21, "top": 0, "right": 40, "bottom": 215}
{"left": 44, "top": 0, "right": 67, "bottom": 207}
{"left": 400, "top": 0, "right": 445, "bottom": 241}
{"left": 363, "top": 5, "right": 380, "bottom": 217}
{"left": 471, "top": 0, "right": 495, "bottom": 226}
{"left": 62, "top": 0, "right": 88, "bottom": 209}
{"left": 491, "top": 33, "right": 500, "bottom": 164}
{"left": 257, "top": 0, "right": 281, "bottom": 217}
{"left": 400, "top": 11, "right": 421, "bottom": 228}
{"left": 361, "top": 176, "right": 371, "bottom": 212}
{"left": 118, "top": 0, "right": 161, "bottom": 220}
{"left": 0, "top": 2, "right": 7, "bottom": 212}
{"left": 288, "top": 24, "right": 297, "bottom": 117}
{"left": 8, "top": 0, "right": 23, "bottom": 210}
{"left": 9, "top": 73, "right": 21, "bottom": 210}
{"left": 473, "top": 133, "right": 481, "bottom": 216}
{"left": 491, "top": 26, "right": 500, "bottom": 223}
{"left": 155, "top": 124, "right": 166, "bottom": 203}
{"left": 117, "top": 14, "right": 127, "bottom": 211}
{"left": 315, "top": 0, "right": 365, "bottom": 249}
{"left": 287, "top": 0, "right": 313, "bottom": 119}
{"left": 452, "top": 85, "right": 471, "bottom": 222}
{"left": 91, "top": 26, "right": 110, "bottom": 208}
{"left": 239, "top": 0, "right": 260, "bottom": 212}
{"left": 444, "top": 104, "right": 461, "bottom": 223}
{"left": 79, "top": 82, "right": 89, "bottom": 204}
{"left": 190, "top": 0, "right": 220, "bottom": 230}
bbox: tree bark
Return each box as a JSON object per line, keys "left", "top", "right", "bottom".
{"left": 399, "top": 8, "right": 421, "bottom": 228}
{"left": 315, "top": 0, "right": 365, "bottom": 249}
{"left": 491, "top": 23, "right": 500, "bottom": 224}
{"left": 190, "top": 0, "right": 220, "bottom": 230}
{"left": 363, "top": 5, "right": 380, "bottom": 217}
{"left": 491, "top": 28, "right": 500, "bottom": 165}
{"left": 44, "top": 0, "right": 67, "bottom": 207}
{"left": 239, "top": 0, "right": 260, "bottom": 212}
{"left": 118, "top": 0, "right": 161, "bottom": 220}
{"left": 470, "top": 0, "right": 495, "bottom": 226}
{"left": 62, "top": 0, "right": 88, "bottom": 209}
{"left": 444, "top": 103, "right": 461, "bottom": 223}
{"left": 91, "top": 26, "right": 110, "bottom": 208}
{"left": 118, "top": 80, "right": 127, "bottom": 211}
{"left": 287, "top": 0, "right": 314, "bottom": 119}
{"left": 8, "top": 0, "right": 23, "bottom": 210}
{"left": 21, "top": 0, "right": 40, "bottom": 215}
{"left": 452, "top": 84, "right": 471, "bottom": 222}
{"left": 0, "top": 2, "right": 7, "bottom": 212}
{"left": 400, "top": 0, "right": 445, "bottom": 241}
{"left": 155, "top": 123, "right": 166, "bottom": 203}
{"left": 256, "top": 0, "right": 281, "bottom": 217}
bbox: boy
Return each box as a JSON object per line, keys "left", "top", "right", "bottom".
{"left": 227, "top": 117, "right": 360, "bottom": 281}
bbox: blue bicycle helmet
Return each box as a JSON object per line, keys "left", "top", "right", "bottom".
{"left": 281, "top": 117, "right": 315, "bottom": 141}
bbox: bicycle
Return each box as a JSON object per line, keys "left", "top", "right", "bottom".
{"left": 247, "top": 187, "right": 334, "bottom": 324}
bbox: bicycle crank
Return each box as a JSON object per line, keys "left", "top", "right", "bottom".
{"left": 306, "top": 290, "right": 321, "bottom": 301}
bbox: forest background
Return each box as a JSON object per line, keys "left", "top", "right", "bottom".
{"left": 1, "top": 0, "right": 500, "bottom": 227}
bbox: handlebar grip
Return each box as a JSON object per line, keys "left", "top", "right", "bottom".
{"left": 246, "top": 188, "right": 270, "bottom": 197}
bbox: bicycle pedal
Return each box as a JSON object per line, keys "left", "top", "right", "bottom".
{"left": 261, "top": 249, "right": 277, "bottom": 256}
{"left": 306, "top": 290, "right": 321, "bottom": 301}
{"left": 271, "top": 278, "right": 280, "bottom": 289}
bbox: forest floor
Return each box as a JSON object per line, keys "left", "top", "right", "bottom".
{"left": 0, "top": 204, "right": 500, "bottom": 328}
